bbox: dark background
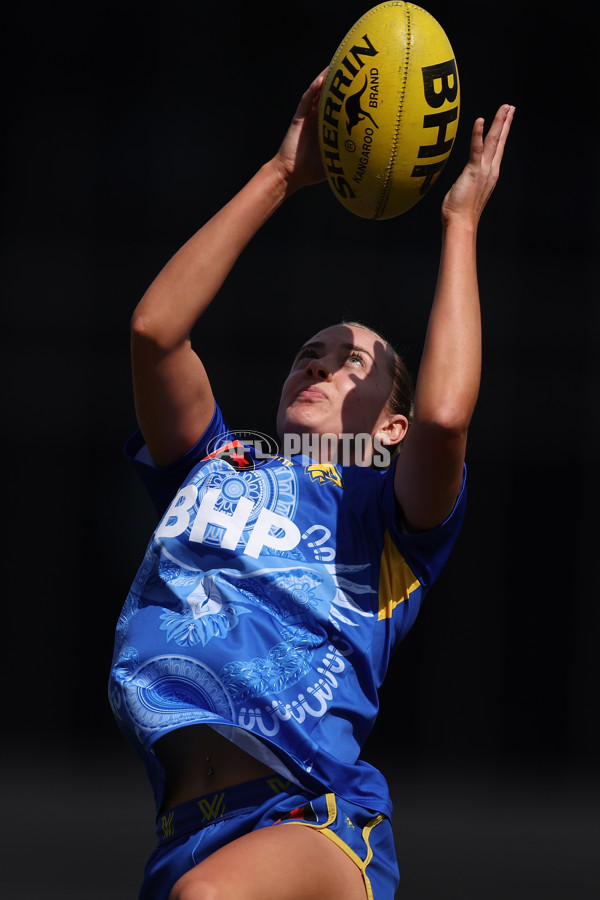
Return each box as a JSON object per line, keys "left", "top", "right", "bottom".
{"left": 2, "top": 2, "right": 598, "bottom": 897}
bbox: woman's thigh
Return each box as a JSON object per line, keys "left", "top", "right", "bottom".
{"left": 169, "top": 820, "right": 367, "bottom": 900}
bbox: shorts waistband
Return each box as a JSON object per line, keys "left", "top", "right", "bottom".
{"left": 156, "top": 775, "right": 295, "bottom": 846}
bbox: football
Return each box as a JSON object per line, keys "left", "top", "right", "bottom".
{"left": 318, "top": 2, "right": 460, "bottom": 220}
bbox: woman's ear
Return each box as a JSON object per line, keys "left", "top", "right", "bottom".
{"left": 376, "top": 414, "right": 409, "bottom": 447}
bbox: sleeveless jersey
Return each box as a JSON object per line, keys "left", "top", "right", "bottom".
{"left": 109, "top": 402, "right": 466, "bottom": 817}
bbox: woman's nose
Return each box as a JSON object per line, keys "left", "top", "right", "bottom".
{"left": 305, "top": 357, "right": 332, "bottom": 380}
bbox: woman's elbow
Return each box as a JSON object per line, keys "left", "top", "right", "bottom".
{"left": 130, "top": 307, "right": 186, "bottom": 354}
{"left": 414, "top": 401, "right": 474, "bottom": 439}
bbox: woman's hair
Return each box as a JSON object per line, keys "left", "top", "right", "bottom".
{"left": 342, "top": 320, "right": 414, "bottom": 457}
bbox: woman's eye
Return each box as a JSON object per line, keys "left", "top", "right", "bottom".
{"left": 347, "top": 353, "right": 365, "bottom": 366}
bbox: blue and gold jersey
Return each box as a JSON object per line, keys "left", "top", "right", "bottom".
{"left": 109, "top": 402, "right": 466, "bottom": 818}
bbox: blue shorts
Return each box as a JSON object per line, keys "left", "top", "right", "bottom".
{"left": 139, "top": 775, "right": 399, "bottom": 900}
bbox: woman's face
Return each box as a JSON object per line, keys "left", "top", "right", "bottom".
{"left": 276, "top": 324, "right": 405, "bottom": 460}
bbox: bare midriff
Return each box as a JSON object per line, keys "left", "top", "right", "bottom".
{"left": 154, "top": 724, "right": 276, "bottom": 812}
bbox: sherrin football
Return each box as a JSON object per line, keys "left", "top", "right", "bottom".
{"left": 318, "top": 2, "right": 460, "bottom": 220}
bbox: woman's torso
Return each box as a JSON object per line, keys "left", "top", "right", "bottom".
{"left": 154, "top": 724, "right": 276, "bottom": 811}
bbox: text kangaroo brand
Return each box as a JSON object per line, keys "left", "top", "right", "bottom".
{"left": 321, "top": 33, "right": 379, "bottom": 200}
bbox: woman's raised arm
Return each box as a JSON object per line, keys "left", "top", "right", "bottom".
{"left": 131, "top": 71, "right": 327, "bottom": 466}
{"left": 394, "top": 104, "right": 515, "bottom": 531}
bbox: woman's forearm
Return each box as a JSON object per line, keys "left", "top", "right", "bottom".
{"left": 131, "top": 158, "right": 290, "bottom": 351}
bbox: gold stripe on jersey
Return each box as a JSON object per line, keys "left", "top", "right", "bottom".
{"left": 378, "top": 531, "right": 420, "bottom": 620}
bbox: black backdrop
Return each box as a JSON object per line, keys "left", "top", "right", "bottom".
{"left": 2, "top": 2, "right": 598, "bottom": 898}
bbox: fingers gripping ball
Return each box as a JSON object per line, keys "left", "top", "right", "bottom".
{"left": 318, "top": 2, "right": 460, "bottom": 220}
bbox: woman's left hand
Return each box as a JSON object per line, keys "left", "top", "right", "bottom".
{"left": 442, "top": 103, "right": 515, "bottom": 227}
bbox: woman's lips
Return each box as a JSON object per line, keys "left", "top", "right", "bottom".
{"left": 296, "top": 386, "right": 328, "bottom": 400}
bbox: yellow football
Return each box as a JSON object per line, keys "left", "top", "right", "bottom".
{"left": 318, "top": 2, "right": 460, "bottom": 220}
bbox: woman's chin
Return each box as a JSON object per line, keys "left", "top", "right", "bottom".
{"left": 277, "top": 406, "right": 328, "bottom": 436}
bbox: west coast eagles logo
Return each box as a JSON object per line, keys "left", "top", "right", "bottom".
{"left": 304, "top": 464, "right": 343, "bottom": 488}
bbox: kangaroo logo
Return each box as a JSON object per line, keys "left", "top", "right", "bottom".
{"left": 345, "top": 75, "right": 378, "bottom": 135}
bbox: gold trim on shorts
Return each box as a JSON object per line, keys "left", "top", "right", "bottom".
{"left": 279, "top": 793, "right": 385, "bottom": 900}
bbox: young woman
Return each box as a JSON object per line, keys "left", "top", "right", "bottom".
{"left": 109, "top": 70, "right": 514, "bottom": 900}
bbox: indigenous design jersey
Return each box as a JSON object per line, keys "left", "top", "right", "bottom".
{"left": 109, "top": 403, "right": 466, "bottom": 817}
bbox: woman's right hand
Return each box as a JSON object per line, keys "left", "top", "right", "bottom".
{"left": 274, "top": 69, "right": 328, "bottom": 195}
